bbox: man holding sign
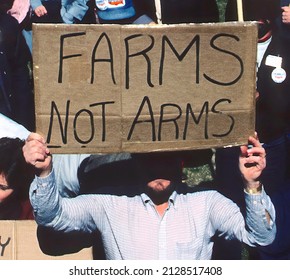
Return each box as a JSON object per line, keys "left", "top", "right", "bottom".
{"left": 23, "top": 132, "right": 275, "bottom": 260}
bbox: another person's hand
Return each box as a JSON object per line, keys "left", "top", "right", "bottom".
{"left": 23, "top": 133, "right": 52, "bottom": 177}
{"left": 282, "top": 6, "right": 290, "bottom": 24}
{"left": 34, "top": 5, "right": 47, "bottom": 17}
{"left": 239, "top": 134, "right": 266, "bottom": 191}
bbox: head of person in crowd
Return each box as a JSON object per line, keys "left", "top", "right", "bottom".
{"left": 0, "top": 137, "right": 34, "bottom": 219}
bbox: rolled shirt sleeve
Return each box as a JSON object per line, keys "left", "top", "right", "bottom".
{"left": 244, "top": 187, "right": 276, "bottom": 246}
{"left": 210, "top": 188, "right": 276, "bottom": 248}
{"left": 30, "top": 170, "right": 99, "bottom": 233}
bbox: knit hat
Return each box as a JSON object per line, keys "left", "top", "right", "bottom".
{"left": 96, "top": 0, "right": 136, "bottom": 21}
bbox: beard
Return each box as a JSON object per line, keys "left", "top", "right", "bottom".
{"left": 145, "top": 179, "right": 174, "bottom": 205}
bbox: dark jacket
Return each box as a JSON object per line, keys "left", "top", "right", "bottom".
{"left": 0, "top": 11, "right": 34, "bottom": 131}
{"left": 256, "top": 33, "right": 290, "bottom": 143}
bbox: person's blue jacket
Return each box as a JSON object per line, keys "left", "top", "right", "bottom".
{"left": 30, "top": 0, "right": 89, "bottom": 24}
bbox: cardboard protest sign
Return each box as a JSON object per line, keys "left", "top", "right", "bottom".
{"left": 33, "top": 22, "right": 257, "bottom": 154}
{"left": 0, "top": 220, "right": 93, "bottom": 260}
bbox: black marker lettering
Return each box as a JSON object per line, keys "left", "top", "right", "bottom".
{"left": 183, "top": 102, "right": 209, "bottom": 140}
{"left": 211, "top": 98, "right": 234, "bottom": 137}
{"left": 47, "top": 100, "right": 70, "bottom": 144}
{"left": 204, "top": 33, "right": 243, "bottom": 86}
{"left": 58, "top": 32, "right": 86, "bottom": 83}
{"left": 91, "top": 33, "right": 116, "bottom": 85}
{"left": 73, "top": 109, "right": 94, "bottom": 144}
{"left": 158, "top": 103, "right": 182, "bottom": 140}
{"left": 159, "top": 35, "right": 200, "bottom": 85}
{"left": 90, "top": 101, "right": 115, "bottom": 142}
{"left": 127, "top": 96, "right": 156, "bottom": 141}
{"left": 124, "top": 34, "right": 155, "bottom": 89}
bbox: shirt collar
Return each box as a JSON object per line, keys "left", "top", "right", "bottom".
{"left": 140, "top": 189, "right": 178, "bottom": 209}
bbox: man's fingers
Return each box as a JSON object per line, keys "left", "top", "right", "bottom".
{"left": 248, "top": 135, "right": 262, "bottom": 148}
{"left": 246, "top": 146, "right": 265, "bottom": 156}
{"left": 240, "top": 133, "right": 265, "bottom": 158}
{"left": 240, "top": 145, "right": 248, "bottom": 157}
{"left": 23, "top": 133, "right": 50, "bottom": 166}
{"left": 241, "top": 152, "right": 266, "bottom": 169}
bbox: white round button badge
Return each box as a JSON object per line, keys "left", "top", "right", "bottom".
{"left": 271, "top": 67, "right": 286, "bottom": 83}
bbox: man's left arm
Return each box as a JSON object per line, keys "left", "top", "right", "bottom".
{"left": 244, "top": 186, "right": 276, "bottom": 245}
{"left": 239, "top": 135, "right": 276, "bottom": 244}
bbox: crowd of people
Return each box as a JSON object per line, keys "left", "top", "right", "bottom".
{"left": 1, "top": 0, "right": 290, "bottom": 260}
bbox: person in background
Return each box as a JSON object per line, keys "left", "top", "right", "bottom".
{"left": 7, "top": 0, "right": 30, "bottom": 24}
{"left": 275, "top": 1, "right": 290, "bottom": 176}
{"left": 214, "top": 0, "right": 289, "bottom": 259}
{"left": 30, "top": 0, "right": 95, "bottom": 24}
{"left": 0, "top": 137, "right": 34, "bottom": 219}
{"left": 25, "top": 0, "right": 96, "bottom": 53}
{"left": 6, "top": 0, "right": 32, "bottom": 53}
{"left": 0, "top": 113, "right": 90, "bottom": 219}
{"left": 220, "top": 0, "right": 289, "bottom": 202}
{"left": 30, "top": 0, "right": 62, "bottom": 23}
{"left": 0, "top": 0, "right": 35, "bottom": 131}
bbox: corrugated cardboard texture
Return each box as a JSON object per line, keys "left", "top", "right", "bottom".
{"left": 33, "top": 22, "right": 257, "bottom": 154}
{"left": 0, "top": 220, "right": 93, "bottom": 260}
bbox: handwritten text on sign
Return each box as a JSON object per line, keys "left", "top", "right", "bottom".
{"left": 32, "top": 22, "right": 257, "bottom": 153}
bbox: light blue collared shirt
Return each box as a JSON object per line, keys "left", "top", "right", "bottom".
{"left": 30, "top": 162, "right": 276, "bottom": 260}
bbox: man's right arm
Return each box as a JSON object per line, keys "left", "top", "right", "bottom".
{"left": 23, "top": 132, "right": 57, "bottom": 224}
{"left": 24, "top": 133, "right": 99, "bottom": 233}
{"left": 29, "top": 166, "right": 99, "bottom": 234}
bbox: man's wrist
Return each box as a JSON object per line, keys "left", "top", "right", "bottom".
{"left": 36, "top": 161, "right": 53, "bottom": 178}
{"left": 244, "top": 181, "right": 263, "bottom": 194}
